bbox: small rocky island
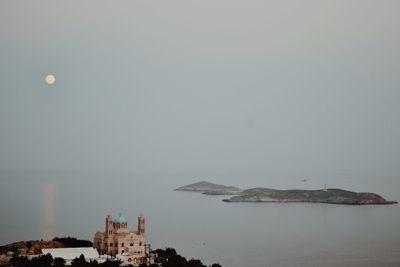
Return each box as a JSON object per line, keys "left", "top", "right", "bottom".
{"left": 223, "top": 188, "right": 398, "bottom": 205}
{"left": 176, "top": 181, "right": 397, "bottom": 205}
{"left": 175, "top": 181, "right": 241, "bottom": 195}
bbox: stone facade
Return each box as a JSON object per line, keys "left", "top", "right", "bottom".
{"left": 94, "top": 213, "right": 147, "bottom": 266}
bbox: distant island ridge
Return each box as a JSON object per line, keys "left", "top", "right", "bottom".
{"left": 176, "top": 181, "right": 398, "bottom": 205}
{"left": 175, "top": 181, "right": 241, "bottom": 195}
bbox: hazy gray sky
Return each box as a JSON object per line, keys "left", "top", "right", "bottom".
{"left": 1, "top": 0, "right": 399, "bottom": 179}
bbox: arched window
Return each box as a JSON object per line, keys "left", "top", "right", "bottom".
{"left": 139, "top": 242, "right": 142, "bottom": 246}
{"left": 130, "top": 243, "right": 133, "bottom": 246}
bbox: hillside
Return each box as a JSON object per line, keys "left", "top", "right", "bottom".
{"left": 0, "top": 237, "right": 93, "bottom": 256}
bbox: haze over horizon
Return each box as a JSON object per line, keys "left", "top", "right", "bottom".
{"left": 1, "top": 1, "right": 400, "bottom": 180}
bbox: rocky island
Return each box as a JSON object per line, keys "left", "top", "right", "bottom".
{"left": 176, "top": 181, "right": 397, "bottom": 205}
{"left": 223, "top": 188, "right": 398, "bottom": 205}
{"left": 175, "top": 181, "right": 241, "bottom": 195}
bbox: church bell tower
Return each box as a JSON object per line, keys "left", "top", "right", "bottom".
{"left": 138, "top": 213, "right": 145, "bottom": 235}
{"left": 106, "top": 214, "right": 113, "bottom": 234}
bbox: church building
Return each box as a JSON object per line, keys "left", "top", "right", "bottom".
{"left": 94, "top": 213, "right": 147, "bottom": 265}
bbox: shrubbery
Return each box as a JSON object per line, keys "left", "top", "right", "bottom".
{"left": 10, "top": 254, "right": 53, "bottom": 267}
{"left": 53, "top": 237, "right": 93, "bottom": 248}
{"left": 10, "top": 248, "right": 222, "bottom": 267}
{"left": 154, "top": 248, "right": 221, "bottom": 267}
{"left": 10, "top": 254, "right": 122, "bottom": 267}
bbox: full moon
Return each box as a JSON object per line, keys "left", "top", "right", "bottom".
{"left": 45, "top": 74, "right": 56, "bottom": 85}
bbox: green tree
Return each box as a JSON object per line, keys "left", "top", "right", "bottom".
{"left": 31, "top": 253, "right": 53, "bottom": 267}
{"left": 71, "top": 254, "right": 87, "bottom": 267}
{"left": 186, "top": 259, "right": 205, "bottom": 267}
{"left": 53, "top": 257, "right": 66, "bottom": 267}
{"left": 10, "top": 255, "right": 29, "bottom": 267}
{"left": 99, "top": 260, "right": 122, "bottom": 267}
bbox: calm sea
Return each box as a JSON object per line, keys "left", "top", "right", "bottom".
{"left": 1, "top": 172, "right": 399, "bottom": 267}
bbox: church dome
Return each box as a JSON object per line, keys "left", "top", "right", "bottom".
{"left": 113, "top": 215, "right": 127, "bottom": 223}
